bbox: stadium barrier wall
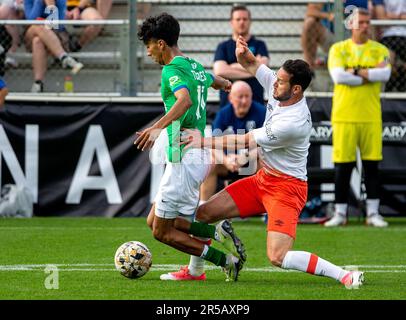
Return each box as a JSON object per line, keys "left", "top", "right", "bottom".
{"left": 0, "top": 98, "right": 405, "bottom": 217}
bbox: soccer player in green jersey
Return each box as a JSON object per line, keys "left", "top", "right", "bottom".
{"left": 134, "top": 13, "right": 246, "bottom": 281}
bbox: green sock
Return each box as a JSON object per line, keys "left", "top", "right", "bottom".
{"left": 190, "top": 222, "right": 216, "bottom": 239}
{"left": 203, "top": 246, "right": 227, "bottom": 267}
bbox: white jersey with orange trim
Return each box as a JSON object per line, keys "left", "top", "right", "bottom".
{"left": 251, "top": 64, "right": 312, "bottom": 181}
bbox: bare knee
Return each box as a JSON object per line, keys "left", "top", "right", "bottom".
{"left": 152, "top": 226, "right": 170, "bottom": 244}
{"left": 303, "top": 17, "right": 318, "bottom": 31}
{"left": 32, "top": 36, "right": 42, "bottom": 47}
{"left": 146, "top": 216, "right": 154, "bottom": 230}
{"left": 196, "top": 204, "right": 213, "bottom": 223}
{"left": 267, "top": 250, "right": 287, "bottom": 268}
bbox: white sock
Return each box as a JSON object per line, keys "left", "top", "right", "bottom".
{"left": 366, "top": 199, "right": 380, "bottom": 217}
{"left": 188, "top": 255, "right": 205, "bottom": 276}
{"left": 281, "top": 251, "right": 348, "bottom": 282}
{"left": 335, "top": 203, "right": 347, "bottom": 216}
{"left": 189, "top": 237, "right": 210, "bottom": 276}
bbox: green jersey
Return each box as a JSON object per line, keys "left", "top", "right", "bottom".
{"left": 161, "top": 56, "right": 214, "bottom": 162}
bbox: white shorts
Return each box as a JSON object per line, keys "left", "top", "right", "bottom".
{"left": 154, "top": 148, "right": 211, "bottom": 219}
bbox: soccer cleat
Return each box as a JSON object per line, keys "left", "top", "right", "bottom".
{"left": 222, "top": 254, "right": 243, "bottom": 282}
{"left": 341, "top": 271, "right": 364, "bottom": 289}
{"left": 215, "top": 220, "right": 247, "bottom": 262}
{"left": 366, "top": 213, "right": 388, "bottom": 227}
{"left": 324, "top": 213, "right": 347, "bottom": 227}
{"left": 61, "top": 55, "right": 84, "bottom": 75}
{"left": 160, "top": 266, "right": 206, "bottom": 281}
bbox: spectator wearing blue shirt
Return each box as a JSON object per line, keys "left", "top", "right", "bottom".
{"left": 23, "top": 0, "right": 84, "bottom": 92}
{"left": 213, "top": 5, "right": 269, "bottom": 108}
{"left": 0, "top": 77, "right": 8, "bottom": 107}
{"left": 200, "top": 81, "right": 266, "bottom": 201}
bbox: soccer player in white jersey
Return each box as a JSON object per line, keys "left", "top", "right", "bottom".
{"left": 176, "top": 36, "right": 364, "bottom": 288}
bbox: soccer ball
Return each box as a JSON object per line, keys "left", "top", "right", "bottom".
{"left": 114, "top": 241, "right": 152, "bottom": 279}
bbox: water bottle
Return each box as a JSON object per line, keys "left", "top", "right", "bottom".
{"left": 64, "top": 75, "right": 74, "bottom": 93}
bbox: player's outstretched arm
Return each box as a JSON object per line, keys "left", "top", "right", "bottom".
{"left": 235, "top": 35, "right": 262, "bottom": 77}
{"left": 134, "top": 88, "right": 192, "bottom": 151}
{"left": 211, "top": 75, "right": 232, "bottom": 92}
{"left": 181, "top": 128, "right": 256, "bottom": 152}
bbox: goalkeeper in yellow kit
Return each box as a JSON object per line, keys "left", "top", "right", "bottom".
{"left": 326, "top": 8, "right": 391, "bottom": 227}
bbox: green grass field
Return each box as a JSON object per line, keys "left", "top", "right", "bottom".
{"left": 0, "top": 217, "right": 405, "bottom": 300}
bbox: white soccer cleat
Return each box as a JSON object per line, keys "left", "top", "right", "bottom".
{"left": 366, "top": 213, "right": 388, "bottom": 227}
{"left": 324, "top": 213, "right": 347, "bottom": 227}
{"left": 341, "top": 271, "right": 364, "bottom": 289}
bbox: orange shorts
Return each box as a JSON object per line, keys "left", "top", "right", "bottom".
{"left": 225, "top": 168, "right": 308, "bottom": 239}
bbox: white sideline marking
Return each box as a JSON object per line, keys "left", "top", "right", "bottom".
{"left": 0, "top": 226, "right": 405, "bottom": 231}
{"left": 0, "top": 227, "right": 137, "bottom": 231}
{"left": 0, "top": 263, "right": 405, "bottom": 273}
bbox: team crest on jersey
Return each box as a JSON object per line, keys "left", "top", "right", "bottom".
{"left": 169, "top": 75, "right": 181, "bottom": 87}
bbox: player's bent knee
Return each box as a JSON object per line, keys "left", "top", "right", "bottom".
{"left": 267, "top": 252, "right": 284, "bottom": 268}
{"left": 195, "top": 205, "right": 207, "bottom": 222}
{"left": 195, "top": 205, "right": 212, "bottom": 223}
{"left": 152, "top": 227, "right": 165, "bottom": 243}
{"left": 146, "top": 217, "right": 153, "bottom": 230}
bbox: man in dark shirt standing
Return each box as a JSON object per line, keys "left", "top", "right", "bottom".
{"left": 214, "top": 5, "right": 269, "bottom": 107}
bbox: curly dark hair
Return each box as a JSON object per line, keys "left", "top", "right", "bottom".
{"left": 282, "top": 59, "right": 312, "bottom": 92}
{"left": 137, "top": 13, "right": 180, "bottom": 47}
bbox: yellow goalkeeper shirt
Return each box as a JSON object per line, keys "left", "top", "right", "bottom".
{"left": 328, "top": 39, "right": 390, "bottom": 123}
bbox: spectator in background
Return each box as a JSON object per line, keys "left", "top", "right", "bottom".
{"left": 301, "top": 1, "right": 370, "bottom": 72}
{"left": 65, "top": 0, "right": 103, "bottom": 52}
{"left": 23, "top": 0, "right": 84, "bottom": 92}
{"left": 301, "top": 3, "right": 335, "bottom": 71}
{"left": 0, "top": 24, "right": 12, "bottom": 75}
{"left": 214, "top": 4, "right": 269, "bottom": 108}
{"left": 0, "top": 0, "right": 24, "bottom": 68}
{"left": 0, "top": 26, "right": 9, "bottom": 106}
{"left": 326, "top": 8, "right": 391, "bottom": 228}
{"left": 0, "top": 77, "right": 8, "bottom": 107}
{"left": 200, "top": 81, "right": 266, "bottom": 201}
{"left": 91, "top": 0, "right": 111, "bottom": 19}
{"left": 372, "top": 0, "right": 406, "bottom": 91}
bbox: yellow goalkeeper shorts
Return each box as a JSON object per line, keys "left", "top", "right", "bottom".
{"left": 332, "top": 122, "right": 382, "bottom": 163}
